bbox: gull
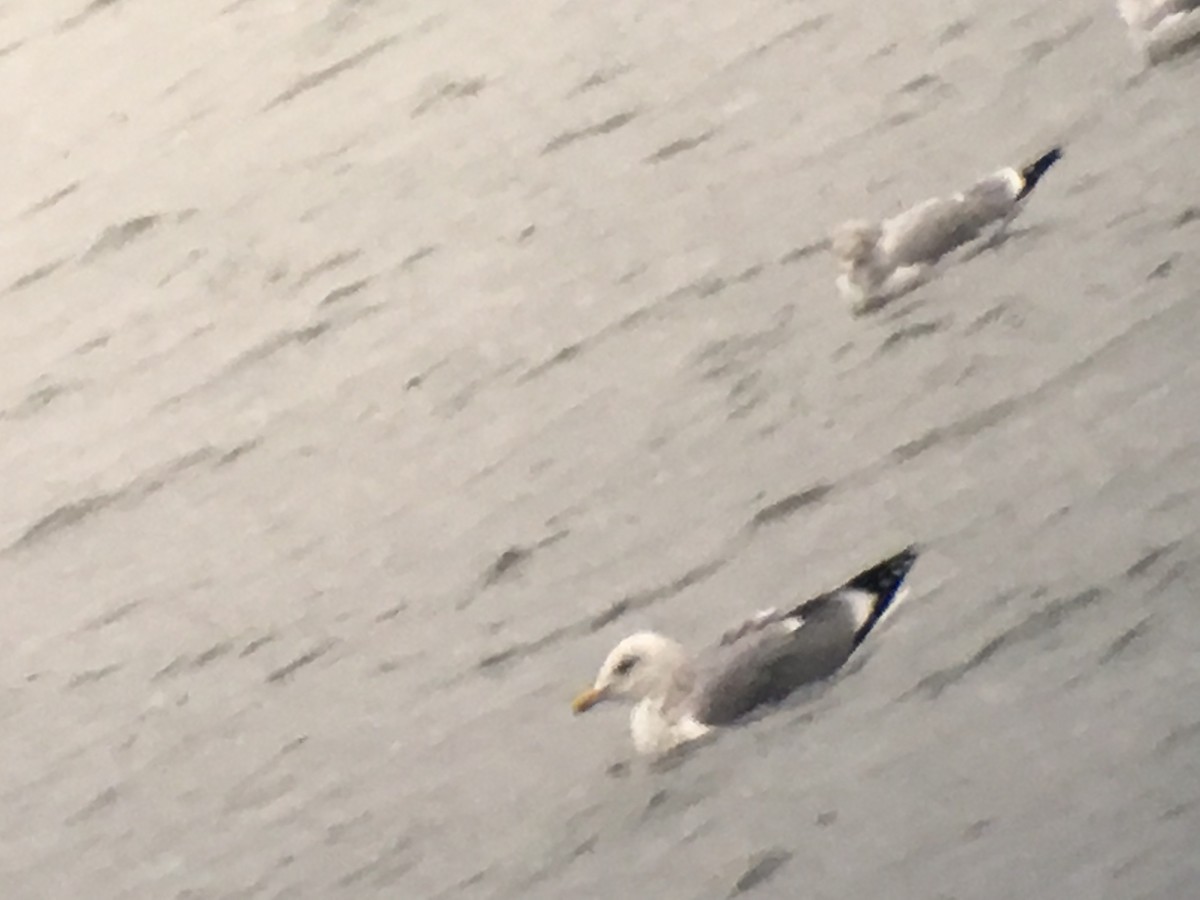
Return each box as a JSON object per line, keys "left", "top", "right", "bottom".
{"left": 831, "top": 147, "right": 1063, "bottom": 312}
{"left": 571, "top": 546, "right": 919, "bottom": 755}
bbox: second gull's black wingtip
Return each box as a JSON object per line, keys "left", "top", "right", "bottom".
{"left": 1016, "top": 146, "right": 1063, "bottom": 201}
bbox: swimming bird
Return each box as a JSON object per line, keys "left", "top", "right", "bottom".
{"left": 1117, "top": 0, "right": 1200, "bottom": 64}
{"left": 571, "top": 546, "right": 919, "bottom": 755}
{"left": 831, "top": 148, "right": 1063, "bottom": 312}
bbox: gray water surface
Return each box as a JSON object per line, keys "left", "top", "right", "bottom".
{"left": 2, "top": 1, "right": 1199, "bottom": 897}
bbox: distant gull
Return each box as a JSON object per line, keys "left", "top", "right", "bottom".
{"left": 571, "top": 546, "right": 918, "bottom": 755}
{"left": 1117, "top": 0, "right": 1200, "bottom": 64}
{"left": 830, "top": 148, "right": 1063, "bottom": 312}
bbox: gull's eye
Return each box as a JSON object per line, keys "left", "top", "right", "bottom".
{"left": 613, "top": 656, "right": 638, "bottom": 676}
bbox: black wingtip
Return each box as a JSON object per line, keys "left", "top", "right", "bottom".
{"left": 1015, "top": 146, "right": 1063, "bottom": 201}
{"left": 847, "top": 545, "right": 919, "bottom": 597}
{"left": 847, "top": 546, "right": 919, "bottom": 647}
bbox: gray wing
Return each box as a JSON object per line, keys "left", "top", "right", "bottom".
{"left": 882, "top": 175, "right": 1017, "bottom": 267}
{"left": 883, "top": 169, "right": 1022, "bottom": 267}
{"left": 688, "top": 596, "right": 861, "bottom": 725}
{"left": 882, "top": 197, "right": 983, "bottom": 266}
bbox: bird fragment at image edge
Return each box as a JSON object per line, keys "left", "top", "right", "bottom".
{"left": 1117, "top": 0, "right": 1200, "bottom": 64}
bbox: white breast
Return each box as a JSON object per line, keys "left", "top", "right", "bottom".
{"left": 630, "top": 700, "right": 712, "bottom": 755}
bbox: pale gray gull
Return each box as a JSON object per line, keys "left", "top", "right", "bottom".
{"left": 571, "top": 546, "right": 919, "bottom": 755}
{"left": 831, "top": 147, "right": 1062, "bottom": 312}
{"left": 1117, "top": 0, "right": 1200, "bottom": 64}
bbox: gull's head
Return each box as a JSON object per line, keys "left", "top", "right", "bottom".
{"left": 571, "top": 632, "right": 687, "bottom": 714}
{"left": 831, "top": 220, "right": 883, "bottom": 268}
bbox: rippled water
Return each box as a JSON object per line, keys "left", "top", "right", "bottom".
{"left": 2, "top": 0, "right": 1199, "bottom": 897}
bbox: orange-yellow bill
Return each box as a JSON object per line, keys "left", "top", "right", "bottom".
{"left": 571, "top": 686, "right": 604, "bottom": 714}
